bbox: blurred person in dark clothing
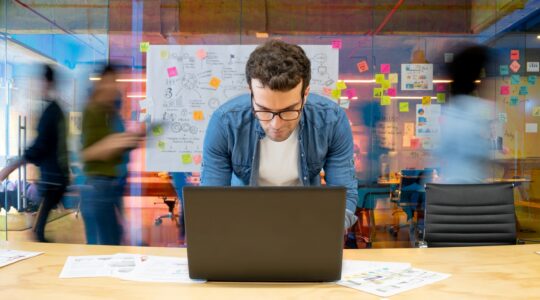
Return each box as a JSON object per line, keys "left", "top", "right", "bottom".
{"left": 0, "top": 64, "right": 69, "bottom": 242}
{"left": 80, "top": 65, "right": 143, "bottom": 245}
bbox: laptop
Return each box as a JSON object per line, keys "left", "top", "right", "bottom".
{"left": 183, "top": 186, "right": 346, "bottom": 282}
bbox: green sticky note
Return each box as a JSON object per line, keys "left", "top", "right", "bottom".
{"left": 373, "top": 88, "right": 383, "bottom": 98}
{"left": 519, "top": 86, "right": 528, "bottom": 95}
{"left": 528, "top": 75, "right": 537, "bottom": 85}
{"left": 381, "top": 96, "right": 391, "bottom": 106}
{"left": 152, "top": 125, "right": 164, "bottom": 136}
{"left": 500, "top": 65, "right": 509, "bottom": 76}
{"left": 158, "top": 141, "right": 165, "bottom": 151}
{"left": 331, "top": 89, "right": 341, "bottom": 100}
{"left": 532, "top": 106, "right": 540, "bottom": 117}
{"left": 381, "top": 80, "right": 391, "bottom": 90}
{"left": 139, "top": 42, "right": 150, "bottom": 53}
{"left": 336, "top": 81, "right": 347, "bottom": 90}
{"left": 436, "top": 93, "right": 446, "bottom": 103}
{"left": 510, "top": 96, "right": 519, "bottom": 106}
{"left": 182, "top": 153, "right": 193, "bottom": 164}
{"left": 375, "top": 74, "right": 385, "bottom": 84}
{"left": 399, "top": 102, "right": 409, "bottom": 112}
{"left": 511, "top": 75, "right": 520, "bottom": 85}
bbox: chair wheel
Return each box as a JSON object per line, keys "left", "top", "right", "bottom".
{"left": 155, "top": 219, "right": 162, "bottom": 225}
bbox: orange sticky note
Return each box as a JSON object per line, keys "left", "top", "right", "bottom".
{"left": 323, "top": 87, "right": 332, "bottom": 96}
{"left": 193, "top": 110, "right": 204, "bottom": 121}
{"left": 422, "top": 96, "right": 431, "bottom": 105}
{"left": 196, "top": 49, "right": 207, "bottom": 60}
{"left": 209, "top": 77, "right": 221, "bottom": 89}
{"left": 193, "top": 154, "right": 202, "bottom": 165}
{"left": 357, "top": 60, "right": 369, "bottom": 73}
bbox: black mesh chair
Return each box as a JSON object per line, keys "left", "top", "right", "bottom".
{"left": 424, "top": 183, "right": 516, "bottom": 247}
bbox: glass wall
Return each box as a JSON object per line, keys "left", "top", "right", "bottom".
{"left": 1, "top": 0, "right": 539, "bottom": 248}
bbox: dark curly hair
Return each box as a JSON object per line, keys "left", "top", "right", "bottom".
{"left": 246, "top": 40, "right": 311, "bottom": 94}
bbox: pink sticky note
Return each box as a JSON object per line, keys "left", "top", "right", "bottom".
{"left": 193, "top": 154, "right": 202, "bottom": 165}
{"left": 331, "top": 39, "right": 342, "bottom": 49}
{"left": 380, "top": 64, "right": 390, "bottom": 74}
{"left": 410, "top": 138, "right": 420, "bottom": 149}
{"left": 436, "top": 83, "right": 446, "bottom": 92}
{"left": 510, "top": 61, "right": 521, "bottom": 73}
{"left": 500, "top": 85, "right": 510, "bottom": 95}
{"left": 167, "top": 67, "right": 178, "bottom": 77}
{"left": 387, "top": 87, "right": 397, "bottom": 97}
{"left": 196, "top": 49, "right": 207, "bottom": 60}
{"left": 323, "top": 87, "right": 332, "bottom": 96}
{"left": 345, "top": 88, "right": 356, "bottom": 99}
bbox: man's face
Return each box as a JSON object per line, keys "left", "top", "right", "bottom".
{"left": 251, "top": 79, "right": 309, "bottom": 142}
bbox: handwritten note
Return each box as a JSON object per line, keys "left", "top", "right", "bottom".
{"left": 422, "top": 96, "right": 431, "bottom": 106}
{"left": 193, "top": 154, "right": 202, "bottom": 165}
{"left": 528, "top": 75, "right": 537, "bottom": 85}
{"left": 381, "top": 80, "right": 391, "bottom": 90}
{"left": 388, "top": 73, "right": 398, "bottom": 84}
{"left": 511, "top": 75, "right": 520, "bottom": 85}
{"left": 510, "top": 96, "right": 519, "bottom": 106}
{"left": 375, "top": 74, "right": 385, "bottom": 84}
{"left": 519, "top": 86, "right": 528, "bottom": 95}
{"left": 533, "top": 107, "right": 540, "bottom": 117}
{"left": 510, "top": 49, "right": 520, "bottom": 60}
{"left": 140, "top": 42, "right": 150, "bottom": 53}
{"left": 500, "top": 65, "right": 509, "bottom": 76}
{"left": 336, "top": 81, "right": 347, "bottom": 90}
{"left": 436, "top": 93, "right": 445, "bottom": 103}
{"left": 373, "top": 88, "right": 383, "bottom": 98}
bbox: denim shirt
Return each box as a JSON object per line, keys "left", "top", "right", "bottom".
{"left": 201, "top": 93, "right": 358, "bottom": 214}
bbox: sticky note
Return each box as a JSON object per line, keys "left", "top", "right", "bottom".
{"left": 373, "top": 88, "right": 383, "bottom": 98}
{"left": 532, "top": 107, "right": 540, "bottom": 117}
{"left": 152, "top": 125, "right": 164, "bottom": 136}
{"left": 510, "top": 96, "right": 519, "bottom": 106}
{"left": 158, "top": 141, "right": 165, "bottom": 151}
{"left": 339, "top": 99, "right": 350, "bottom": 109}
{"left": 387, "top": 87, "right": 397, "bottom": 97}
{"left": 323, "top": 87, "right": 332, "bottom": 96}
{"left": 422, "top": 96, "right": 431, "bottom": 105}
{"left": 511, "top": 75, "right": 520, "bottom": 85}
{"left": 331, "top": 39, "right": 342, "bottom": 49}
{"left": 510, "top": 60, "right": 521, "bottom": 73}
{"left": 336, "top": 81, "right": 347, "bottom": 90}
{"left": 167, "top": 67, "right": 178, "bottom": 78}
{"left": 528, "top": 75, "right": 537, "bottom": 85}
{"left": 331, "top": 89, "right": 341, "bottom": 100}
{"left": 388, "top": 73, "right": 398, "bottom": 84}
{"left": 209, "top": 77, "right": 221, "bottom": 89}
{"left": 345, "top": 88, "right": 356, "bottom": 99}
{"left": 380, "top": 96, "right": 391, "bottom": 106}
{"left": 375, "top": 74, "right": 385, "bottom": 84}
{"left": 436, "top": 83, "right": 446, "bottom": 92}
{"left": 139, "top": 42, "right": 150, "bottom": 53}
{"left": 511, "top": 49, "right": 520, "bottom": 60}
{"left": 380, "top": 64, "right": 390, "bottom": 74}
{"left": 196, "top": 49, "right": 207, "bottom": 60}
{"left": 381, "top": 80, "right": 391, "bottom": 90}
{"left": 182, "top": 153, "right": 193, "bottom": 164}
{"left": 399, "top": 102, "right": 409, "bottom": 112}
{"left": 403, "top": 136, "right": 411, "bottom": 147}
{"left": 357, "top": 60, "right": 369, "bottom": 73}
{"left": 527, "top": 62, "right": 539, "bottom": 72}
{"left": 160, "top": 50, "right": 169, "bottom": 60}
{"left": 193, "top": 154, "right": 202, "bottom": 165}
{"left": 500, "top": 65, "right": 509, "bottom": 76}
{"left": 498, "top": 113, "right": 508, "bottom": 123}
{"left": 500, "top": 86, "right": 510, "bottom": 95}
{"left": 410, "top": 138, "right": 420, "bottom": 149}
{"left": 193, "top": 110, "right": 204, "bottom": 121}
{"left": 519, "top": 86, "right": 528, "bottom": 95}
{"left": 526, "top": 123, "right": 538, "bottom": 133}
{"left": 436, "top": 93, "right": 446, "bottom": 103}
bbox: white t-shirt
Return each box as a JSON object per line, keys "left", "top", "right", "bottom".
{"left": 258, "top": 128, "right": 301, "bottom": 186}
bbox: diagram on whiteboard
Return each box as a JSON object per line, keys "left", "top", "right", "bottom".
{"left": 146, "top": 45, "right": 338, "bottom": 172}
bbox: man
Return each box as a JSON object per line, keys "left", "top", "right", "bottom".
{"left": 201, "top": 40, "right": 358, "bottom": 229}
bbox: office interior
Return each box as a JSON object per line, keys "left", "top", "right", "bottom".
{"left": 1, "top": 0, "right": 540, "bottom": 249}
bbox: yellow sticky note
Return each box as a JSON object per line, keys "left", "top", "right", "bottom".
{"left": 381, "top": 96, "right": 391, "bottom": 106}
{"left": 158, "top": 141, "right": 165, "bottom": 151}
{"left": 436, "top": 93, "right": 446, "bottom": 103}
{"left": 160, "top": 49, "right": 169, "bottom": 59}
{"left": 193, "top": 110, "right": 204, "bottom": 121}
{"left": 389, "top": 73, "right": 398, "bottom": 84}
{"left": 331, "top": 89, "right": 341, "bottom": 100}
{"left": 209, "top": 77, "right": 221, "bottom": 89}
{"left": 373, "top": 88, "right": 383, "bottom": 98}
{"left": 336, "top": 81, "right": 347, "bottom": 90}
{"left": 381, "top": 80, "right": 391, "bottom": 90}
{"left": 533, "top": 106, "right": 540, "bottom": 117}
{"left": 375, "top": 74, "right": 385, "bottom": 84}
{"left": 182, "top": 153, "right": 193, "bottom": 164}
{"left": 152, "top": 125, "right": 164, "bottom": 136}
{"left": 422, "top": 96, "right": 431, "bottom": 106}
{"left": 139, "top": 42, "right": 150, "bottom": 53}
{"left": 399, "top": 102, "right": 409, "bottom": 112}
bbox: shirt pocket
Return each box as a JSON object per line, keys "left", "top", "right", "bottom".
{"left": 232, "top": 163, "right": 251, "bottom": 183}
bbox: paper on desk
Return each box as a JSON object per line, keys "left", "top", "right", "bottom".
{"left": 0, "top": 249, "right": 43, "bottom": 268}
{"left": 116, "top": 255, "right": 204, "bottom": 283}
{"left": 338, "top": 263, "right": 450, "bottom": 298}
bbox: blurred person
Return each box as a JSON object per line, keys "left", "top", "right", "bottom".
{"left": 80, "top": 65, "right": 143, "bottom": 245}
{"left": 436, "top": 45, "right": 495, "bottom": 183}
{"left": 0, "top": 64, "right": 69, "bottom": 242}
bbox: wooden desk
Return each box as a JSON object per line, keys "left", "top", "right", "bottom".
{"left": 1, "top": 242, "right": 540, "bottom": 299}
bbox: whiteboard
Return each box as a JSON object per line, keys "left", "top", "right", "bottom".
{"left": 146, "top": 45, "right": 338, "bottom": 172}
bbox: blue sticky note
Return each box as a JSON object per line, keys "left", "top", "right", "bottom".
{"left": 510, "top": 96, "right": 519, "bottom": 106}
{"left": 519, "top": 86, "right": 528, "bottom": 95}
{"left": 511, "top": 75, "right": 520, "bottom": 85}
{"left": 528, "top": 75, "right": 537, "bottom": 85}
{"left": 500, "top": 65, "right": 509, "bottom": 76}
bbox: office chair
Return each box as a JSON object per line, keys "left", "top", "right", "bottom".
{"left": 423, "top": 183, "right": 516, "bottom": 247}
{"left": 154, "top": 195, "right": 180, "bottom": 226}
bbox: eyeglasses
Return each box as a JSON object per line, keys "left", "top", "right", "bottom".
{"left": 251, "top": 93, "right": 304, "bottom": 121}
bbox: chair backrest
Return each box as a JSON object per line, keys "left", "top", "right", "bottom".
{"left": 398, "top": 169, "right": 435, "bottom": 205}
{"left": 424, "top": 183, "right": 516, "bottom": 247}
